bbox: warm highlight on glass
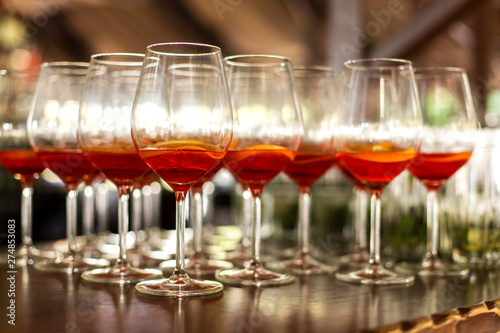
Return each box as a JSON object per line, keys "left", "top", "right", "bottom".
{"left": 333, "top": 58, "right": 422, "bottom": 285}
{"left": 78, "top": 53, "right": 163, "bottom": 284}
{"left": 336, "top": 163, "right": 369, "bottom": 267}
{"left": 215, "top": 55, "right": 303, "bottom": 286}
{"left": 28, "top": 62, "right": 109, "bottom": 273}
{"left": 132, "top": 42, "right": 233, "bottom": 297}
{"left": 268, "top": 66, "right": 338, "bottom": 275}
{"left": 0, "top": 69, "right": 57, "bottom": 265}
{"left": 160, "top": 163, "right": 234, "bottom": 276}
{"left": 397, "top": 67, "right": 477, "bottom": 277}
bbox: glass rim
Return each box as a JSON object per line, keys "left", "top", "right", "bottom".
{"left": 293, "top": 65, "right": 336, "bottom": 77}
{"left": 413, "top": 66, "right": 466, "bottom": 76}
{"left": 41, "top": 61, "right": 89, "bottom": 76}
{"left": 90, "top": 53, "right": 144, "bottom": 66}
{"left": 224, "top": 54, "right": 292, "bottom": 67}
{"left": 0, "top": 68, "right": 39, "bottom": 76}
{"left": 146, "top": 42, "right": 222, "bottom": 57}
{"left": 41, "top": 61, "right": 90, "bottom": 69}
{"left": 344, "top": 58, "right": 412, "bottom": 70}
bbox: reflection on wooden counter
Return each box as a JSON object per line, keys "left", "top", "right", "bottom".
{"left": 1, "top": 260, "right": 500, "bottom": 333}
{"left": 370, "top": 298, "right": 500, "bottom": 333}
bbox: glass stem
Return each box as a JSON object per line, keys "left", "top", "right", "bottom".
{"left": 241, "top": 188, "right": 253, "bottom": 250}
{"left": 175, "top": 191, "right": 187, "bottom": 274}
{"left": 355, "top": 187, "right": 368, "bottom": 253}
{"left": 67, "top": 189, "right": 79, "bottom": 260}
{"left": 425, "top": 189, "right": 440, "bottom": 263}
{"left": 368, "top": 190, "right": 382, "bottom": 268}
{"left": 141, "top": 184, "right": 154, "bottom": 244}
{"left": 250, "top": 192, "right": 262, "bottom": 266}
{"left": 20, "top": 181, "right": 34, "bottom": 249}
{"left": 297, "top": 187, "right": 311, "bottom": 256}
{"left": 96, "top": 183, "right": 109, "bottom": 235}
{"left": 191, "top": 189, "right": 204, "bottom": 257}
{"left": 117, "top": 186, "right": 131, "bottom": 266}
{"left": 151, "top": 181, "right": 162, "bottom": 230}
{"left": 142, "top": 185, "right": 152, "bottom": 230}
{"left": 132, "top": 187, "right": 142, "bottom": 248}
{"left": 82, "top": 185, "right": 95, "bottom": 242}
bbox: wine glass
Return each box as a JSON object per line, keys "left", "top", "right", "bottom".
{"left": 80, "top": 171, "right": 106, "bottom": 258}
{"left": 267, "top": 65, "right": 338, "bottom": 275}
{"left": 0, "top": 69, "right": 57, "bottom": 265}
{"left": 215, "top": 55, "right": 303, "bottom": 286}
{"left": 225, "top": 186, "right": 253, "bottom": 267}
{"left": 396, "top": 67, "right": 477, "bottom": 277}
{"left": 134, "top": 171, "right": 175, "bottom": 261}
{"left": 336, "top": 164, "right": 370, "bottom": 267}
{"left": 78, "top": 53, "right": 163, "bottom": 284}
{"left": 132, "top": 42, "right": 233, "bottom": 297}
{"left": 160, "top": 163, "right": 234, "bottom": 276}
{"left": 27, "top": 62, "right": 109, "bottom": 273}
{"left": 333, "top": 58, "right": 422, "bottom": 285}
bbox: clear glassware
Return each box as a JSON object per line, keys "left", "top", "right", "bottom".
{"left": 215, "top": 55, "right": 303, "bottom": 286}
{"left": 447, "top": 129, "right": 500, "bottom": 270}
{"left": 267, "top": 66, "right": 338, "bottom": 275}
{"left": 132, "top": 42, "right": 233, "bottom": 297}
{"left": 336, "top": 165, "right": 370, "bottom": 267}
{"left": 0, "top": 69, "right": 58, "bottom": 265}
{"left": 333, "top": 58, "right": 422, "bottom": 285}
{"left": 396, "top": 67, "right": 477, "bottom": 277}
{"left": 80, "top": 171, "right": 106, "bottom": 258}
{"left": 159, "top": 164, "right": 234, "bottom": 276}
{"left": 27, "top": 62, "right": 109, "bottom": 273}
{"left": 79, "top": 53, "right": 163, "bottom": 284}
{"left": 135, "top": 172, "right": 175, "bottom": 262}
{"left": 225, "top": 186, "right": 253, "bottom": 267}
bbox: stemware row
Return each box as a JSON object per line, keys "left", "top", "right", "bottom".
{"left": 0, "top": 41, "right": 479, "bottom": 298}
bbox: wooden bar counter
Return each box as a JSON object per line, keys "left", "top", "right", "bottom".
{"left": 2, "top": 255, "right": 500, "bottom": 333}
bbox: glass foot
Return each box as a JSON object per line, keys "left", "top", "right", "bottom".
{"left": 226, "top": 247, "right": 252, "bottom": 268}
{"left": 216, "top": 262, "right": 295, "bottom": 286}
{"left": 396, "top": 259, "right": 469, "bottom": 278}
{"left": 337, "top": 249, "right": 370, "bottom": 269}
{"left": 335, "top": 264, "right": 414, "bottom": 285}
{"left": 101, "top": 248, "right": 153, "bottom": 268}
{"left": 82, "top": 263, "right": 163, "bottom": 284}
{"left": 139, "top": 243, "right": 176, "bottom": 261}
{"left": 160, "top": 257, "right": 233, "bottom": 277}
{"left": 267, "top": 253, "right": 337, "bottom": 276}
{"left": 135, "top": 271, "right": 223, "bottom": 297}
{"left": 35, "top": 256, "right": 110, "bottom": 273}
{"left": 95, "top": 232, "right": 138, "bottom": 256}
{"left": 1, "top": 244, "right": 58, "bottom": 266}
{"left": 26, "top": 245, "right": 58, "bottom": 259}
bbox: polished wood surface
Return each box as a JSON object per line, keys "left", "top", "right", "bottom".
{"left": 2, "top": 256, "right": 500, "bottom": 333}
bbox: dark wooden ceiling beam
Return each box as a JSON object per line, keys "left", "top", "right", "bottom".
{"left": 367, "top": 0, "right": 484, "bottom": 59}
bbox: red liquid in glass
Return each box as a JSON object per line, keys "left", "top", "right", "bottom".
{"left": 192, "top": 162, "right": 223, "bottom": 192}
{"left": 0, "top": 149, "right": 45, "bottom": 180}
{"left": 83, "top": 147, "right": 149, "bottom": 185}
{"left": 223, "top": 146, "right": 296, "bottom": 194}
{"left": 139, "top": 140, "right": 225, "bottom": 194}
{"left": 337, "top": 143, "right": 416, "bottom": 191}
{"left": 336, "top": 162, "right": 365, "bottom": 190}
{"left": 408, "top": 151, "right": 472, "bottom": 191}
{"left": 84, "top": 171, "right": 106, "bottom": 187}
{"left": 284, "top": 153, "right": 337, "bottom": 188}
{"left": 37, "top": 150, "right": 97, "bottom": 189}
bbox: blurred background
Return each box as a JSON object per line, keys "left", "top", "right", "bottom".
{"left": 1, "top": 0, "right": 499, "bottom": 124}
{"left": 1, "top": 0, "right": 500, "bottom": 260}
